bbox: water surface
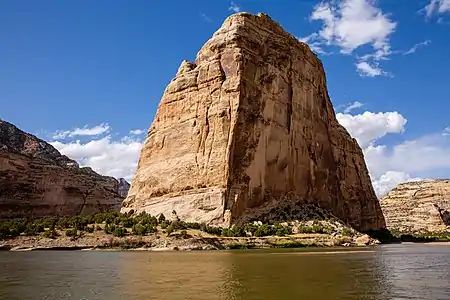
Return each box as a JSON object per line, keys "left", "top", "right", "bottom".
{"left": 1, "top": 244, "right": 449, "bottom": 300}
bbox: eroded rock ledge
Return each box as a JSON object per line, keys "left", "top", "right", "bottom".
{"left": 381, "top": 179, "right": 450, "bottom": 234}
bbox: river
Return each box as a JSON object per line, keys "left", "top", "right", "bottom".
{"left": 0, "top": 244, "right": 449, "bottom": 300}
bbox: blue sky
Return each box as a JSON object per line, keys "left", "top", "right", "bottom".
{"left": 1, "top": 0, "right": 450, "bottom": 196}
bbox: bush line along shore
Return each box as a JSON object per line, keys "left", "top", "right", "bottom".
{"left": 1, "top": 211, "right": 449, "bottom": 251}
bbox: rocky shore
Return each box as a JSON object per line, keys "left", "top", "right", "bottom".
{"left": 0, "top": 211, "right": 380, "bottom": 251}
{"left": 0, "top": 229, "right": 378, "bottom": 252}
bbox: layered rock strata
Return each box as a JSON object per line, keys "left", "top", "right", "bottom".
{"left": 381, "top": 180, "right": 450, "bottom": 233}
{"left": 122, "top": 12, "right": 385, "bottom": 231}
{"left": 0, "top": 120, "right": 124, "bottom": 218}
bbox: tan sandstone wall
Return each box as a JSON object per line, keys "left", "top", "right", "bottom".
{"left": 381, "top": 180, "right": 450, "bottom": 233}
{"left": 123, "top": 13, "right": 385, "bottom": 231}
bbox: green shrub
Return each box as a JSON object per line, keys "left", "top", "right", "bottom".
{"left": 221, "top": 228, "right": 233, "bottom": 237}
{"left": 166, "top": 225, "right": 174, "bottom": 235}
{"left": 275, "top": 224, "right": 292, "bottom": 236}
{"left": 146, "top": 224, "right": 157, "bottom": 234}
{"left": 158, "top": 214, "right": 166, "bottom": 224}
{"left": 121, "top": 218, "right": 134, "bottom": 228}
{"left": 341, "top": 227, "right": 354, "bottom": 237}
{"left": 185, "top": 222, "right": 201, "bottom": 229}
{"left": 132, "top": 224, "right": 147, "bottom": 236}
{"left": 254, "top": 224, "right": 276, "bottom": 237}
{"left": 244, "top": 223, "right": 258, "bottom": 236}
{"left": 42, "top": 229, "right": 59, "bottom": 239}
{"left": 112, "top": 227, "right": 126, "bottom": 237}
{"left": 180, "top": 230, "right": 189, "bottom": 239}
{"left": 160, "top": 220, "right": 170, "bottom": 229}
{"left": 104, "top": 224, "right": 114, "bottom": 234}
{"left": 85, "top": 226, "right": 95, "bottom": 233}
{"left": 25, "top": 223, "right": 44, "bottom": 236}
{"left": 65, "top": 228, "right": 78, "bottom": 237}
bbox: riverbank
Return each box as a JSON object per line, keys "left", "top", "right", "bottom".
{"left": 0, "top": 228, "right": 379, "bottom": 251}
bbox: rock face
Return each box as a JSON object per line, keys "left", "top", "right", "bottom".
{"left": 0, "top": 120, "right": 124, "bottom": 218}
{"left": 117, "top": 178, "right": 131, "bottom": 198}
{"left": 122, "top": 13, "right": 385, "bottom": 231}
{"left": 381, "top": 180, "right": 450, "bottom": 233}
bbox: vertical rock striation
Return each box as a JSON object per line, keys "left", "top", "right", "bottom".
{"left": 122, "top": 13, "right": 385, "bottom": 231}
{"left": 0, "top": 120, "right": 124, "bottom": 218}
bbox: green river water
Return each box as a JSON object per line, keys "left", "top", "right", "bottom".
{"left": 0, "top": 244, "right": 449, "bottom": 300}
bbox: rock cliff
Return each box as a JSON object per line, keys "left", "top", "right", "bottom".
{"left": 0, "top": 120, "right": 124, "bottom": 218}
{"left": 118, "top": 178, "right": 131, "bottom": 198}
{"left": 380, "top": 180, "right": 450, "bottom": 233}
{"left": 122, "top": 12, "right": 385, "bottom": 231}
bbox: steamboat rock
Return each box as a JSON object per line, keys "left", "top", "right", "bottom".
{"left": 122, "top": 13, "right": 385, "bottom": 231}
{"left": 0, "top": 120, "right": 124, "bottom": 218}
{"left": 381, "top": 180, "right": 450, "bottom": 233}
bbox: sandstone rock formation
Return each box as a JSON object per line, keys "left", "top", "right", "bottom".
{"left": 381, "top": 180, "right": 450, "bottom": 233}
{"left": 122, "top": 12, "right": 385, "bottom": 231}
{"left": 118, "top": 178, "right": 131, "bottom": 198}
{"left": 0, "top": 120, "right": 124, "bottom": 218}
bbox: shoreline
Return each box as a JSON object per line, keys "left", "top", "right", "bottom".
{"left": 0, "top": 229, "right": 379, "bottom": 252}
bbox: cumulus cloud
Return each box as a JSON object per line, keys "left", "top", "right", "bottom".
{"left": 336, "top": 111, "right": 407, "bottom": 148}
{"left": 303, "top": 0, "right": 397, "bottom": 76}
{"left": 338, "top": 110, "right": 450, "bottom": 197}
{"left": 52, "top": 123, "right": 110, "bottom": 139}
{"left": 424, "top": 0, "right": 450, "bottom": 18}
{"left": 229, "top": 2, "right": 241, "bottom": 13}
{"left": 371, "top": 171, "right": 422, "bottom": 198}
{"left": 49, "top": 125, "right": 144, "bottom": 182}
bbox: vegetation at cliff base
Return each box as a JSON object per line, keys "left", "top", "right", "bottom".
{"left": 0, "top": 210, "right": 366, "bottom": 242}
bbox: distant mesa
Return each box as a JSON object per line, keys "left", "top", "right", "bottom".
{"left": 381, "top": 179, "right": 450, "bottom": 234}
{"left": 0, "top": 119, "right": 125, "bottom": 218}
{"left": 121, "top": 12, "right": 386, "bottom": 232}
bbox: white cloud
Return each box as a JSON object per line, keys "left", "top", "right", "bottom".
{"left": 424, "top": 0, "right": 450, "bottom": 18}
{"left": 129, "top": 129, "right": 145, "bottom": 135}
{"left": 336, "top": 111, "right": 407, "bottom": 148}
{"left": 372, "top": 171, "right": 422, "bottom": 198}
{"left": 298, "top": 33, "right": 330, "bottom": 55}
{"left": 53, "top": 123, "right": 110, "bottom": 139}
{"left": 229, "top": 2, "right": 241, "bottom": 13}
{"left": 343, "top": 101, "right": 364, "bottom": 113}
{"left": 338, "top": 110, "right": 450, "bottom": 197}
{"left": 305, "top": 0, "right": 397, "bottom": 76}
{"left": 403, "top": 40, "right": 431, "bottom": 55}
{"left": 49, "top": 126, "right": 144, "bottom": 182}
{"left": 356, "top": 60, "right": 391, "bottom": 78}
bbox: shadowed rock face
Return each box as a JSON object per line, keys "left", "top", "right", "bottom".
{"left": 122, "top": 12, "right": 385, "bottom": 231}
{"left": 381, "top": 180, "right": 450, "bottom": 233}
{"left": 0, "top": 120, "right": 124, "bottom": 218}
{"left": 118, "top": 178, "right": 131, "bottom": 198}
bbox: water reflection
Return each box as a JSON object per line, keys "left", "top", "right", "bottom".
{"left": 0, "top": 245, "right": 449, "bottom": 300}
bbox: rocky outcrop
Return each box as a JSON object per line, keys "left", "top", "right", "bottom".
{"left": 380, "top": 180, "right": 450, "bottom": 234}
{"left": 122, "top": 12, "right": 385, "bottom": 231}
{"left": 0, "top": 120, "right": 124, "bottom": 218}
{"left": 118, "top": 178, "right": 131, "bottom": 198}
